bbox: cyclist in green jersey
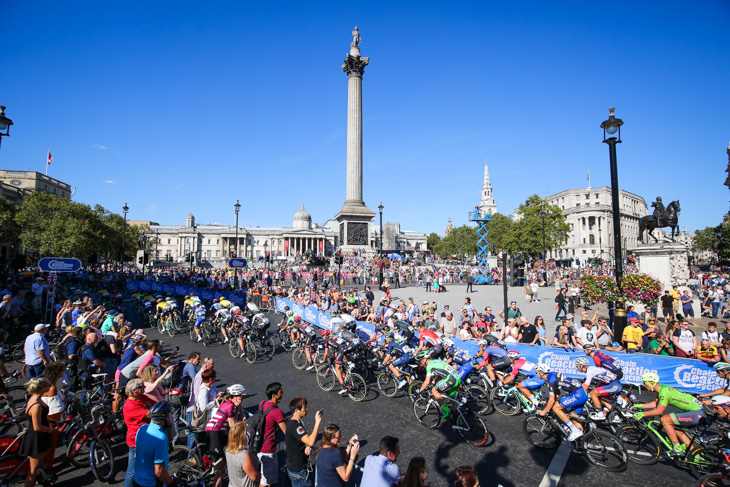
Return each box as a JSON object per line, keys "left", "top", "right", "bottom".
{"left": 418, "top": 355, "right": 461, "bottom": 418}
{"left": 633, "top": 372, "right": 706, "bottom": 454}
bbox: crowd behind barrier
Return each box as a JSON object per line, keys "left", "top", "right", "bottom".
{"left": 275, "top": 297, "right": 726, "bottom": 395}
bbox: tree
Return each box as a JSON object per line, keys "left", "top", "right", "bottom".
{"left": 435, "top": 225, "right": 477, "bottom": 262}
{"left": 485, "top": 213, "right": 518, "bottom": 255}
{"left": 693, "top": 216, "right": 730, "bottom": 260}
{"left": 512, "top": 194, "right": 570, "bottom": 259}
{"left": 692, "top": 226, "right": 718, "bottom": 253}
{"left": 427, "top": 232, "right": 441, "bottom": 251}
{"left": 0, "top": 198, "right": 19, "bottom": 245}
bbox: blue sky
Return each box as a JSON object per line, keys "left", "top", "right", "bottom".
{"left": 2, "top": 1, "right": 729, "bottom": 234}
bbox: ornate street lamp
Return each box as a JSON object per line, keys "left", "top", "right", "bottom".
{"left": 378, "top": 202, "right": 384, "bottom": 287}
{"left": 601, "top": 107, "right": 627, "bottom": 339}
{"left": 0, "top": 106, "right": 14, "bottom": 153}
{"left": 234, "top": 200, "right": 241, "bottom": 257}
{"left": 121, "top": 203, "right": 129, "bottom": 263}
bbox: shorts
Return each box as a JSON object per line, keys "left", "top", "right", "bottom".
{"left": 662, "top": 307, "right": 672, "bottom": 316}
{"left": 559, "top": 388, "right": 588, "bottom": 412}
{"left": 258, "top": 451, "right": 279, "bottom": 485}
{"left": 303, "top": 333, "right": 316, "bottom": 347}
{"left": 669, "top": 410, "right": 705, "bottom": 427}
{"left": 392, "top": 353, "right": 412, "bottom": 367}
{"left": 207, "top": 430, "right": 226, "bottom": 465}
{"left": 457, "top": 362, "right": 473, "bottom": 380}
{"left": 117, "top": 373, "right": 131, "bottom": 394}
{"left": 683, "top": 307, "right": 694, "bottom": 317}
{"left": 195, "top": 318, "right": 204, "bottom": 328}
{"left": 435, "top": 374, "right": 460, "bottom": 394}
{"left": 490, "top": 356, "right": 511, "bottom": 371}
{"left": 594, "top": 380, "right": 623, "bottom": 396}
{"left": 334, "top": 349, "right": 347, "bottom": 364}
{"left": 521, "top": 377, "right": 546, "bottom": 390}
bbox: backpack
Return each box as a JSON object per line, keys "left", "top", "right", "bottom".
{"left": 56, "top": 337, "right": 80, "bottom": 364}
{"left": 95, "top": 337, "right": 113, "bottom": 359}
{"left": 247, "top": 402, "right": 277, "bottom": 455}
{"left": 77, "top": 343, "right": 96, "bottom": 371}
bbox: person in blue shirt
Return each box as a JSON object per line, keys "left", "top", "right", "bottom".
{"left": 381, "top": 334, "right": 414, "bottom": 390}
{"left": 193, "top": 303, "right": 207, "bottom": 343}
{"left": 134, "top": 401, "right": 177, "bottom": 487}
{"left": 442, "top": 338, "right": 473, "bottom": 380}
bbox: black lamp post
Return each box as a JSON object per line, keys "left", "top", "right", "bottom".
{"left": 378, "top": 202, "right": 384, "bottom": 287}
{"left": 0, "top": 106, "right": 13, "bottom": 153}
{"left": 601, "top": 107, "right": 626, "bottom": 338}
{"left": 540, "top": 204, "right": 547, "bottom": 284}
{"left": 234, "top": 200, "right": 241, "bottom": 257}
{"left": 121, "top": 203, "right": 129, "bottom": 263}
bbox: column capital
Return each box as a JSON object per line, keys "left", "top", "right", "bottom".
{"left": 342, "top": 54, "right": 369, "bottom": 78}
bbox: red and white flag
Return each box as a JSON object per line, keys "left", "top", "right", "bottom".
{"left": 47, "top": 151, "right": 52, "bottom": 165}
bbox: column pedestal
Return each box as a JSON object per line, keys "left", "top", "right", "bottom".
{"left": 633, "top": 242, "right": 690, "bottom": 291}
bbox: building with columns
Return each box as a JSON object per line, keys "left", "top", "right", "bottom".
{"left": 539, "top": 186, "right": 648, "bottom": 264}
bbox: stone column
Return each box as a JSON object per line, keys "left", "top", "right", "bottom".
{"left": 343, "top": 53, "right": 369, "bottom": 205}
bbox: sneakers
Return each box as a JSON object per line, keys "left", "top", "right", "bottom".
{"left": 589, "top": 411, "right": 606, "bottom": 421}
{"left": 567, "top": 429, "right": 584, "bottom": 442}
{"left": 397, "top": 379, "right": 407, "bottom": 390}
{"left": 306, "top": 364, "right": 315, "bottom": 371}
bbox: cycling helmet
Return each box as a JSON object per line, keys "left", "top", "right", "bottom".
{"left": 155, "top": 295, "right": 162, "bottom": 299}
{"left": 442, "top": 338, "right": 454, "bottom": 349}
{"left": 287, "top": 311, "right": 294, "bottom": 317}
{"left": 428, "top": 348, "right": 441, "bottom": 359}
{"left": 185, "top": 295, "right": 190, "bottom": 299}
{"left": 227, "top": 384, "right": 246, "bottom": 396}
{"left": 149, "top": 401, "right": 172, "bottom": 421}
{"left": 284, "top": 306, "right": 290, "bottom": 311}
{"left": 714, "top": 363, "right": 730, "bottom": 372}
{"left": 582, "top": 343, "right": 596, "bottom": 351}
{"left": 641, "top": 372, "right": 660, "bottom": 385}
{"left": 213, "top": 298, "right": 219, "bottom": 303}
{"left": 384, "top": 333, "right": 395, "bottom": 341}
{"left": 156, "top": 298, "right": 163, "bottom": 303}
{"left": 574, "top": 357, "right": 590, "bottom": 368}
{"left": 477, "top": 339, "right": 488, "bottom": 348}
{"left": 294, "top": 316, "right": 302, "bottom": 323}
{"left": 507, "top": 350, "right": 520, "bottom": 359}
{"left": 233, "top": 308, "right": 242, "bottom": 316}
{"left": 165, "top": 297, "right": 175, "bottom": 303}
{"left": 535, "top": 364, "right": 551, "bottom": 374}
{"left": 341, "top": 314, "right": 357, "bottom": 331}
{"left": 131, "top": 333, "right": 146, "bottom": 343}
{"left": 712, "top": 396, "right": 730, "bottom": 406}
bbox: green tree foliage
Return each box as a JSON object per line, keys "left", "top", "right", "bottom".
{"left": 693, "top": 216, "right": 730, "bottom": 260}
{"left": 427, "top": 232, "right": 441, "bottom": 251}
{"left": 14, "top": 192, "right": 140, "bottom": 262}
{"left": 435, "top": 225, "right": 478, "bottom": 262}
{"left": 692, "top": 226, "right": 718, "bottom": 253}
{"left": 512, "top": 195, "right": 571, "bottom": 259}
{"left": 484, "top": 213, "right": 518, "bottom": 255}
{"left": 0, "top": 198, "right": 19, "bottom": 244}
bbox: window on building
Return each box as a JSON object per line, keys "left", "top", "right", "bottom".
{"left": 576, "top": 203, "right": 581, "bottom": 207}
{"left": 167, "top": 239, "right": 171, "bottom": 244}
{"left": 215, "top": 250, "right": 219, "bottom": 257}
{"left": 572, "top": 250, "right": 576, "bottom": 256}
{"left": 52, "top": 187, "right": 56, "bottom": 194}
{"left": 595, "top": 193, "right": 599, "bottom": 198}
{"left": 589, "top": 234, "right": 595, "bottom": 245}
{"left": 217, "top": 239, "right": 220, "bottom": 244}
{"left": 592, "top": 249, "right": 596, "bottom": 255}
{"left": 585, "top": 194, "right": 590, "bottom": 200}
{"left": 61, "top": 192, "right": 64, "bottom": 197}
{"left": 582, "top": 250, "right": 587, "bottom": 254}
{"left": 583, "top": 238, "right": 586, "bottom": 244}
{"left": 43, "top": 184, "right": 47, "bottom": 191}
{"left": 588, "top": 217, "right": 595, "bottom": 230}
{"left": 207, "top": 239, "right": 210, "bottom": 244}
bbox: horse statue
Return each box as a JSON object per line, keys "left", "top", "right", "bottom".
{"left": 639, "top": 200, "right": 681, "bottom": 243}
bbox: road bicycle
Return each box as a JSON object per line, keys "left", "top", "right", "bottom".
{"left": 65, "top": 401, "right": 120, "bottom": 481}
{"left": 377, "top": 362, "right": 424, "bottom": 399}
{"left": 316, "top": 360, "right": 367, "bottom": 402}
{"left": 489, "top": 383, "right": 543, "bottom": 416}
{"left": 523, "top": 409, "right": 628, "bottom": 472}
{"left": 412, "top": 390, "right": 489, "bottom": 447}
{"left": 169, "top": 427, "right": 227, "bottom": 487}
{"left": 229, "top": 325, "right": 276, "bottom": 363}
{"left": 157, "top": 310, "right": 183, "bottom": 337}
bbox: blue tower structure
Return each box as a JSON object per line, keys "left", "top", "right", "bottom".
{"left": 469, "top": 208, "right": 492, "bottom": 284}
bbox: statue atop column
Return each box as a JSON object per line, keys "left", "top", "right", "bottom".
{"left": 351, "top": 26, "right": 361, "bottom": 49}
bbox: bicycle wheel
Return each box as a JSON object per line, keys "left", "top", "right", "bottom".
{"left": 157, "top": 318, "right": 165, "bottom": 334}
{"left": 490, "top": 387, "right": 521, "bottom": 416}
{"left": 579, "top": 429, "right": 628, "bottom": 472}
{"left": 523, "top": 415, "right": 561, "bottom": 449}
{"left": 292, "top": 348, "right": 308, "bottom": 370}
{"left": 696, "top": 472, "right": 730, "bottom": 487}
{"left": 409, "top": 380, "right": 424, "bottom": 405}
{"left": 11, "top": 344, "right": 23, "bottom": 362}
{"left": 228, "top": 337, "right": 241, "bottom": 358}
{"left": 167, "top": 319, "right": 176, "bottom": 337}
{"left": 279, "top": 330, "right": 292, "bottom": 353}
{"left": 189, "top": 325, "right": 197, "bottom": 342}
{"left": 263, "top": 336, "right": 276, "bottom": 357}
{"left": 90, "top": 438, "right": 115, "bottom": 482}
{"left": 244, "top": 342, "right": 257, "bottom": 364}
{"left": 464, "top": 384, "right": 492, "bottom": 416}
{"left": 413, "top": 397, "right": 442, "bottom": 429}
{"left": 615, "top": 425, "right": 660, "bottom": 465}
{"left": 377, "top": 372, "right": 398, "bottom": 398}
{"left": 21, "top": 364, "right": 29, "bottom": 380}
{"left": 317, "top": 367, "right": 336, "bottom": 392}
{"left": 346, "top": 373, "right": 367, "bottom": 402}
{"left": 689, "top": 445, "right": 725, "bottom": 479}
{"left": 67, "top": 429, "right": 91, "bottom": 467}
{"left": 173, "top": 313, "right": 183, "bottom": 331}
{"left": 169, "top": 445, "right": 205, "bottom": 485}
{"left": 202, "top": 323, "right": 213, "bottom": 346}
{"left": 456, "top": 409, "right": 489, "bottom": 447}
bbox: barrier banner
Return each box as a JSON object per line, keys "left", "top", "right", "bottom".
{"left": 126, "top": 281, "right": 246, "bottom": 307}
{"left": 274, "top": 298, "right": 722, "bottom": 394}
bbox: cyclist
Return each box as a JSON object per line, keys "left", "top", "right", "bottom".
{"left": 280, "top": 311, "right": 297, "bottom": 348}
{"left": 292, "top": 316, "right": 318, "bottom": 370}
{"left": 328, "top": 314, "right": 360, "bottom": 395}
{"left": 193, "top": 302, "right": 207, "bottom": 342}
{"left": 574, "top": 356, "right": 621, "bottom": 421}
{"left": 382, "top": 333, "right": 416, "bottom": 389}
{"left": 534, "top": 364, "right": 587, "bottom": 441}
{"left": 219, "top": 297, "right": 232, "bottom": 309}
{"left": 367, "top": 319, "right": 392, "bottom": 345}
{"left": 583, "top": 343, "right": 623, "bottom": 380}
{"left": 699, "top": 362, "right": 730, "bottom": 403}
{"left": 632, "top": 371, "right": 706, "bottom": 454}
{"left": 214, "top": 305, "right": 232, "bottom": 344}
{"left": 475, "top": 339, "right": 511, "bottom": 387}
{"left": 418, "top": 353, "right": 462, "bottom": 419}
{"left": 154, "top": 298, "right": 170, "bottom": 321}
{"left": 414, "top": 323, "right": 443, "bottom": 357}
{"left": 442, "top": 338, "right": 473, "bottom": 380}
{"left": 501, "top": 351, "right": 538, "bottom": 403}
{"left": 278, "top": 306, "right": 292, "bottom": 327}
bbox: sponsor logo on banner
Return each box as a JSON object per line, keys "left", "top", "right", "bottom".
{"left": 611, "top": 357, "right": 658, "bottom": 385}
{"left": 305, "top": 308, "right": 316, "bottom": 323}
{"left": 674, "top": 363, "right": 726, "bottom": 390}
{"left": 318, "top": 313, "right": 331, "bottom": 329}
{"left": 38, "top": 257, "right": 82, "bottom": 273}
{"left": 293, "top": 304, "right": 304, "bottom": 318}
{"left": 277, "top": 300, "right": 287, "bottom": 312}
{"left": 176, "top": 286, "right": 188, "bottom": 296}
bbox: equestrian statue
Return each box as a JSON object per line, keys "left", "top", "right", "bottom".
{"left": 639, "top": 197, "right": 681, "bottom": 243}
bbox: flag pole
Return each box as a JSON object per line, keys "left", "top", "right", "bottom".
{"left": 46, "top": 150, "right": 49, "bottom": 175}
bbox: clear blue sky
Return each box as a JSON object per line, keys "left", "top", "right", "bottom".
{"left": 3, "top": 1, "right": 729, "bottom": 234}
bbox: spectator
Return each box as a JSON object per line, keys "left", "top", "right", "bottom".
{"left": 681, "top": 290, "right": 695, "bottom": 324}
{"left": 315, "top": 424, "right": 359, "bottom": 487}
{"left": 702, "top": 322, "right": 722, "bottom": 348}
{"left": 672, "top": 321, "right": 697, "bottom": 358}
{"left": 225, "top": 421, "right": 260, "bottom": 487}
{"left": 552, "top": 322, "right": 576, "bottom": 349}
{"left": 196, "top": 369, "right": 222, "bottom": 427}
{"left": 141, "top": 364, "right": 173, "bottom": 404}
{"left": 500, "top": 301, "right": 522, "bottom": 321}
{"left": 554, "top": 288, "right": 568, "bottom": 321}
{"left": 500, "top": 319, "right": 519, "bottom": 344}
{"left": 22, "top": 378, "right": 55, "bottom": 487}
{"left": 534, "top": 316, "right": 546, "bottom": 346}
{"left": 575, "top": 320, "right": 599, "bottom": 349}
{"left": 133, "top": 401, "right": 175, "bottom": 487}
{"left": 458, "top": 322, "right": 475, "bottom": 341}
{"left": 207, "top": 384, "right": 246, "bottom": 487}
{"left": 187, "top": 357, "right": 214, "bottom": 446}
{"left": 258, "top": 382, "right": 287, "bottom": 487}
{"left": 517, "top": 317, "right": 539, "bottom": 345}
{"left": 24, "top": 324, "right": 51, "bottom": 379}
{"left": 403, "top": 457, "right": 428, "bottom": 487}
{"left": 697, "top": 339, "right": 720, "bottom": 365}
{"left": 665, "top": 320, "right": 679, "bottom": 338}
{"left": 453, "top": 465, "right": 480, "bottom": 487}
{"left": 649, "top": 332, "right": 674, "bottom": 356}
{"left": 78, "top": 331, "right": 106, "bottom": 372}
{"left": 41, "top": 362, "right": 67, "bottom": 469}
{"left": 643, "top": 318, "right": 660, "bottom": 353}
{"left": 660, "top": 291, "right": 674, "bottom": 322}
{"left": 123, "top": 378, "right": 150, "bottom": 487}
{"left": 595, "top": 317, "right": 622, "bottom": 351}
{"left": 719, "top": 338, "right": 730, "bottom": 363}
{"left": 439, "top": 312, "right": 458, "bottom": 338}
{"left": 285, "top": 397, "right": 323, "bottom": 487}
{"left": 622, "top": 318, "right": 644, "bottom": 353}
{"left": 361, "top": 436, "right": 403, "bottom": 487}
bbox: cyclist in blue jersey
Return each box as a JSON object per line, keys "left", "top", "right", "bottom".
{"left": 442, "top": 338, "right": 473, "bottom": 380}
{"left": 382, "top": 334, "right": 416, "bottom": 389}
{"left": 575, "top": 354, "right": 622, "bottom": 421}
{"left": 534, "top": 363, "right": 587, "bottom": 441}
{"left": 193, "top": 303, "right": 207, "bottom": 342}
{"left": 475, "top": 340, "right": 511, "bottom": 386}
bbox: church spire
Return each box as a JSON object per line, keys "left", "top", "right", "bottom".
{"left": 477, "top": 158, "right": 497, "bottom": 215}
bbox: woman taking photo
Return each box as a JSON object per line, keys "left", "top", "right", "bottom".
{"left": 22, "top": 378, "right": 56, "bottom": 487}
{"left": 141, "top": 364, "right": 173, "bottom": 404}
{"left": 500, "top": 319, "right": 519, "bottom": 344}
{"left": 315, "top": 424, "right": 360, "bottom": 487}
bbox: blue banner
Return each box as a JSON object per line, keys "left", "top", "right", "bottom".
{"left": 38, "top": 257, "right": 82, "bottom": 273}
{"left": 126, "top": 281, "right": 246, "bottom": 307}
{"left": 273, "top": 298, "right": 723, "bottom": 394}
{"left": 228, "top": 258, "right": 248, "bottom": 268}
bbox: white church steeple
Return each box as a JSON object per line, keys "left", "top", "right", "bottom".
{"left": 477, "top": 158, "right": 497, "bottom": 215}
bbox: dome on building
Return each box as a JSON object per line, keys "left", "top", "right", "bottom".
{"left": 293, "top": 204, "right": 312, "bottom": 230}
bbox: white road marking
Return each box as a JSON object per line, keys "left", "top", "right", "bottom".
{"left": 538, "top": 441, "right": 572, "bottom": 487}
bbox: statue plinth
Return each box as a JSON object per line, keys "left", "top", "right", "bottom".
{"left": 633, "top": 241, "right": 690, "bottom": 292}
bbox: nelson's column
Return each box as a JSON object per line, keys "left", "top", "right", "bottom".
{"left": 335, "top": 26, "right": 375, "bottom": 252}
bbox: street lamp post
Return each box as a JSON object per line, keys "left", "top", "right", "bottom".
{"left": 234, "top": 200, "right": 241, "bottom": 283}
{"left": 541, "top": 205, "right": 547, "bottom": 284}
{"left": 601, "top": 107, "right": 627, "bottom": 339}
{"left": 378, "top": 202, "right": 384, "bottom": 287}
{"left": 121, "top": 203, "right": 129, "bottom": 264}
{"left": 264, "top": 242, "right": 268, "bottom": 271}
{"left": 0, "top": 106, "right": 14, "bottom": 153}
